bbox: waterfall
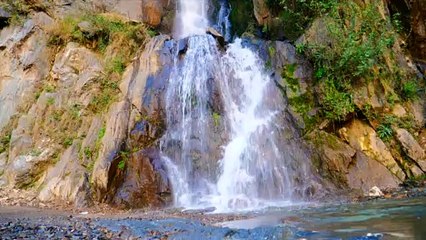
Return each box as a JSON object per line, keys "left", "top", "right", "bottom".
{"left": 162, "top": 0, "right": 312, "bottom": 212}
{"left": 174, "top": 0, "right": 209, "bottom": 39}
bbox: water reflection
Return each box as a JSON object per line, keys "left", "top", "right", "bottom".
{"left": 221, "top": 197, "right": 426, "bottom": 239}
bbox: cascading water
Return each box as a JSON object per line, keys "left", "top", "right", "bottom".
{"left": 162, "top": 0, "right": 314, "bottom": 212}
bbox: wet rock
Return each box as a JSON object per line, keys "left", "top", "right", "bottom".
{"left": 368, "top": 186, "right": 384, "bottom": 197}
{"left": 396, "top": 128, "right": 426, "bottom": 172}
{"left": 339, "top": 120, "right": 405, "bottom": 181}
{"left": 268, "top": 40, "right": 313, "bottom": 128}
{"left": 207, "top": 27, "right": 225, "bottom": 47}
{"left": 114, "top": 149, "right": 170, "bottom": 208}
{"left": 410, "top": 0, "right": 426, "bottom": 62}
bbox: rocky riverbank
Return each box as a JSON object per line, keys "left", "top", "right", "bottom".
{"left": 1, "top": 185, "right": 426, "bottom": 239}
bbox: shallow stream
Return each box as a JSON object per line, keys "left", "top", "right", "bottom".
{"left": 97, "top": 197, "right": 426, "bottom": 239}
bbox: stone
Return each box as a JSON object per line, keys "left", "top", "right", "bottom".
{"left": 368, "top": 186, "right": 384, "bottom": 197}
{"left": 206, "top": 27, "right": 225, "bottom": 47}
{"left": 92, "top": 101, "right": 130, "bottom": 196}
{"left": 252, "top": 0, "right": 271, "bottom": 26}
{"left": 111, "top": 0, "right": 175, "bottom": 27}
{"left": 309, "top": 130, "right": 356, "bottom": 187}
{"left": 5, "top": 148, "right": 54, "bottom": 189}
{"left": 410, "top": 0, "right": 426, "bottom": 62}
{"left": 77, "top": 21, "right": 99, "bottom": 38}
{"left": 119, "top": 35, "right": 172, "bottom": 116}
{"left": 405, "top": 100, "right": 425, "bottom": 128}
{"left": 38, "top": 144, "right": 92, "bottom": 207}
{"left": 114, "top": 149, "right": 170, "bottom": 208}
{"left": 0, "top": 7, "right": 11, "bottom": 19}
{"left": 339, "top": 120, "right": 405, "bottom": 180}
{"left": 347, "top": 152, "right": 400, "bottom": 193}
{"left": 51, "top": 42, "right": 103, "bottom": 91}
{"left": 395, "top": 128, "right": 426, "bottom": 171}
{"left": 0, "top": 20, "right": 49, "bottom": 132}
{"left": 391, "top": 104, "right": 407, "bottom": 118}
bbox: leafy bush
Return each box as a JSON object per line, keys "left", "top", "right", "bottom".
{"left": 297, "top": 1, "right": 402, "bottom": 122}
{"left": 377, "top": 124, "right": 393, "bottom": 141}
{"left": 321, "top": 80, "right": 355, "bottom": 121}
{"left": 266, "top": 0, "right": 337, "bottom": 40}
{"left": 401, "top": 80, "right": 419, "bottom": 100}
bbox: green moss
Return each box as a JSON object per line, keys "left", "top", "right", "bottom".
{"left": 212, "top": 112, "right": 221, "bottom": 127}
{"left": 62, "top": 137, "right": 73, "bottom": 148}
{"left": 281, "top": 63, "right": 299, "bottom": 93}
{"left": 46, "top": 97, "right": 55, "bottom": 106}
{"left": 0, "top": 133, "right": 12, "bottom": 154}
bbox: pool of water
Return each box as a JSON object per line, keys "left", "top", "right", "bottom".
{"left": 97, "top": 197, "right": 426, "bottom": 239}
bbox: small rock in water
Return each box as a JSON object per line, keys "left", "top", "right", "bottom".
{"left": 182, "top": 207, "right": 216, "bottom": 214}
{"left": 368, "top": 186, "right": 384, "bottom": 197}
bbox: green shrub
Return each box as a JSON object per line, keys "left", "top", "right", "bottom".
{"left": 321, "top": 81, "right": 355, "bottom": 121}
{"left": 267, "top": 0, "right": 337, "bottom": 40}
{"left": 377, "top": 124, "right": 393, "bottom": 141}
{"left": 297, "top": 1, "right": 402, "bottom": 122}
{"left": 401, "top": 80, "right": 419, "bottom": 100}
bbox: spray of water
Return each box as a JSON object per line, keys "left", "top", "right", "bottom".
{"left": 162, "top": 0, "right": 312, "bottom": 212}
{"left": 174, "top": 0, "right": 209, "bottom": 39}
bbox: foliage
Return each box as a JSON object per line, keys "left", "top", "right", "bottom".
{"left": 321, "top": 80, "right": 355, "bottom": 121}
{"left": 48, "top": 13, "right": 148, "bottom": 55}
{"left": 297, "top": 1, "right": 402, "bottom": 122}
{"left": 401, "top": 80, "right": 419, "bottom": 101}
{"left": 0, "top": 0, "right": 49, "bottom": 25}
{"left": 228, "top": 0, "right": 257, "bottom": 36}
{"left": 48, "top": 13, "right": 150, "bottom": 113}
{"left": 0, "top": 133, "right": 11, "bottom": 154}
{"left": 377, "top": 124, "right": 393, "bottom": 141}
{"left": 267, "top": 0, "right": 337, "bottom": 40}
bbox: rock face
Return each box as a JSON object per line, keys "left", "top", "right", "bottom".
{"left": 309, "top": 130, "right": 400, "bottom": 194}
{"left": 411, "top": 0, "right": 426, "bottom": 62}
{"left": 0, "top": 7, "right": 174, "bottom": 207}
{"left": 396, "top": 128, "right": 426, "bottom": 172}
{"left": 339, "top": 120, "right": 405, "bottom": 181}
{"left": 93, "top": 0, "right": 175, "bottom": 30}
{"left": 252, "top": 0, "right": 270, "bottom": 26}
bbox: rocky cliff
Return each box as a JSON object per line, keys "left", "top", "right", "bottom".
{"left": 0, "top": 0, "right": 424, "bottom": 209}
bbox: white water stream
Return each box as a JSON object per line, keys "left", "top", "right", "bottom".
{"left": 162, "top": 0, "right": 305, "bottom": 212}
